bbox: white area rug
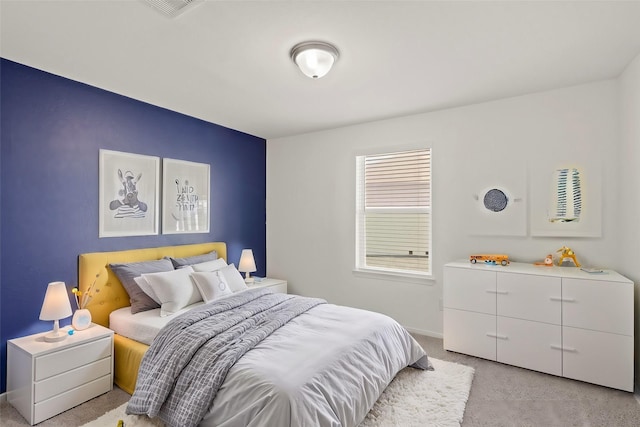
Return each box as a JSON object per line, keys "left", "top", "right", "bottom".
{"left": 82, "top": 358, "right": 474, "bottom": 427}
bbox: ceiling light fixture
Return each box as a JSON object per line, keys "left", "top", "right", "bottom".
{"left": 290, "top": 41, "right": 339, "bottom": 79}
{"left": 142, "top": 0, "right": 203, "bottom": 18}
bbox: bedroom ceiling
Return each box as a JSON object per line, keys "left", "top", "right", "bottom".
{"left": 1, "top": 1, "right": 640, "bottom": 140}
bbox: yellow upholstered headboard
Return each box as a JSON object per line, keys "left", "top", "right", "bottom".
{"left": 78, "top": 242, "right": 227, "bottom": 327}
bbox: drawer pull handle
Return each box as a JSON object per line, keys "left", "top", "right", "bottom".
{"left": 486, "top": 333, "right": 508, "bottom": 340}
{"left": 486, "top": 290, "right": 509, "bottom": 295}
{"left": 549, "top": 297, "right": 576, "bottom": 302}
{"left": 550, "top": 344, "right": 577, "bottom": 352}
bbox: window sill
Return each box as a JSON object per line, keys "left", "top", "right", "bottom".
{"left": 352, "top": 268, "right": 435, "bottom": 285}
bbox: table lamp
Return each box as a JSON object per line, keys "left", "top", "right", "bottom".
{"left": 238, "top": 249, "right": 257, "bottom": 284}
{"left": 39, "top": 281, "right": 73, "bottom": 342}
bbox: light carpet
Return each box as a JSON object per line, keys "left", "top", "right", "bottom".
{"left": 82, "top": 358, "right": 474, "bottom": 427}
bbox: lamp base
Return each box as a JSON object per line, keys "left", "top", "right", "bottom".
{"left": 244, "top": 271, "right": 255, "bottom": 284}
{"left": 43, "top": 331, "right": 67, "bottom": 342}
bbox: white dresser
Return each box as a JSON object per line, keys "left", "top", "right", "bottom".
{"left": 7, "top": 324, "right": 114, "bottom": 425}
{"left": 443, "top": 261, "right": 634, "bottom": 391}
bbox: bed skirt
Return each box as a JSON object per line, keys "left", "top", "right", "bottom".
{"left": 114, "top": 334, "right": 149, "bottom": 394}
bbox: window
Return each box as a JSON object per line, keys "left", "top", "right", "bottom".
{"left": 356, "top": 148, "right": 431, "bottom": 276}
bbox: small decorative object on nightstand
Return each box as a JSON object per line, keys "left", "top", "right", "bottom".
{"left": 71, "top": 272, "right": 101, "bottom": 331}
{"left": 71, "top": 309, "right": 92, "bottom": 330}
{"left": 238, "top": 249, "right": 257, "bottom": 284}
{"left": 39, "top": 282, "right": 73, "bottom": 343}
{"left": 7, "top": 324, "right": 114, "bottom": 425}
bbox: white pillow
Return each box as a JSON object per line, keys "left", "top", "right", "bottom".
{"left": 191, "top": 258, "right": 228, "bottom": 272}
{"left": 220, "top": 263, "right": 248, "bottom": 293}
{"left": 142, "top": 266, "right": 201, "bottom": 317}
{"left": 191, "top": 271, "right": 233, "bottom": 303}
{"left": 133, "top": 276, "right": 161, "bottom": 305}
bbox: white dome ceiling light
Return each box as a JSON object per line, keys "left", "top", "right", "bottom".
{"left": 290, "top": 41, "right": 339, "bottom": 79}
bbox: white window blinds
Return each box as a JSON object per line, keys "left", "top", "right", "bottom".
{"left": 356, "top": 148, "right": 431, "bottom": 275}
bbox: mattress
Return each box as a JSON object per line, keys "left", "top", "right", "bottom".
{"left": 109, "top": 302, "right": 204, "bottom": 345}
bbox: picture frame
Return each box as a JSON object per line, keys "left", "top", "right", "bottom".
{"left": 162, "top": 158, "right": 210, "bottom": 234}
{"left": 530, "top": 162, "right": 602, "bottom": 237}
{"left": 99, "top": 149, "right": 160, "bottom": 237}
{"left": 467, "top": 162, "right": 527, "bottom": 236}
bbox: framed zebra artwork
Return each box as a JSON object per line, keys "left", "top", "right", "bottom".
{"left": 99, "top": 149, "right": 160, "bottom": 237}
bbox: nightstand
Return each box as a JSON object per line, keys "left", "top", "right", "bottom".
{"left": 248, "top": 278, "right": 287, "bottom": 294}
{"left": 7, "top": 323, "right": 114, "bottom": 425}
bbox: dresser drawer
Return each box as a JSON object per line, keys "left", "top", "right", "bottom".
{"left": 35, "top": 337, "right": 112, "bottom": 381}
{"left": 497, "top": 272, "right": 561, "bottom": 324}
{"left": 444, "top": 308, "right": 496, "bottom": 361}
{"left": 444, "top": 267, "right": 496, "bottom": 314}
{"left": 35, "top": 357, "right": 111, "bottom": 402}
{"left": 562, "top": 278, "right": 633, "bottom": 335}
{"left": 33, "top": 374, "right": 112, "bottom": 424}
{"left": 497, "top": 316, "right": 561, "bottom": 376}
{"left": 562, "top": 326, "right": 634, "bottom": 392}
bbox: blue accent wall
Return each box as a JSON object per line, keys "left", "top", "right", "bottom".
{"left": 0, "top": 59, "right": 267, "bottom": 392}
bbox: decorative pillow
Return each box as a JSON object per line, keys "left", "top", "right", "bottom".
{"left": 220, "top": 263, "right": 248, "bottom": 293}
{"left": 142, "top": 266, "right": 201, "bottom": 317}
{"left": 109, "top": 258, "right": 174, "bottom": 314}
{"left": 168, "top": 250, "right": 218, "bottom": 268}
{"left": 133, "top": 276, "right": 161, "bottom": 305}
{"left": 191, "top": 258, "right": 227, "bottom": 272}
{"left": 191, "top": 271, "right": 233, "bottom": 303}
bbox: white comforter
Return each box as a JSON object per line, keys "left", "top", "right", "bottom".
{"left": 199, "top": 302, "right": 430, "bottom": 427}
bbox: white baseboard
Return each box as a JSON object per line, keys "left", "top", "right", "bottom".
{"left": 0, "top": 392, "right": 7, "bottom": 402}
{"left": 404, "top": 326, "right": 443, "bottom": 339}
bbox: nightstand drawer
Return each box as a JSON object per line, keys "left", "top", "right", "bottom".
{"left": 33, "top": 374, "right": 112, "bottom": 424}
{"left": 35, "top": 357, "right": 112, "bottom": 402}
{"left": 265, "top": 282, "right": 287, "bottom": 294}
{"left": 248, "top": 278, "right": 288, "bottom": 294}
{"left": 35, "top": 337, "right": 111, "bottom": 381}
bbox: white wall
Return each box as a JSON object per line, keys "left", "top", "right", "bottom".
{"left": 618, "top": 52, "right": 640, "bottom": 386}
{"left": 267, "top": 80, "right": 620, "bottom": 337}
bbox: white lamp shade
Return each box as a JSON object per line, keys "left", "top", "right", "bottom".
{"left": 291, "top": 41, "right": 339, "bottom": 79}
{"left": 39, "top": 281, "right": 73, "bottom": 321}
{"left": 238, "top": 249, "right": 257, "bottom": 273}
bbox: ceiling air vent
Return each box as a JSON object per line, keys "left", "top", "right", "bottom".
{"left": 142, "top": 0, "right": 203, "bottom": 18}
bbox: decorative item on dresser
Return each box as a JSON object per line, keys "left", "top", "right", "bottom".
{"left": 443, "top": 260, "right": 634, "bottom": 392}
{"left": 7, "top": 324, "right": 114, "bottom": 425}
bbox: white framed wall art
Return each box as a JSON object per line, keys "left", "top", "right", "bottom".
{"left": 99, "top": 149, "right": 160, "bottom": 237}
{"left": 162, "top": 158, "right": 210, "bottom": 234}
{"left": 530, "top": 162, "right": 602, "bottom": 237}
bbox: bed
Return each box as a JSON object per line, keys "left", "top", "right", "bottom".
{"left": 79, "top": 242, "right": 430, "bottom": 427}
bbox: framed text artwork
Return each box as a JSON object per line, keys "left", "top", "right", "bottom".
{"left": 99, "top": 149, "right": 160, "bottom": 237}
{"left": 162, "top": 158, "right": 210, "bottom": 234}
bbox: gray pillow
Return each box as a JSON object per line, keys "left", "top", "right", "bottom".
{"left": 109, "top": 258, "right": 175, "bottom": 314}
{"left": 168, "top": 250, "right": 218, "bottom": 268}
